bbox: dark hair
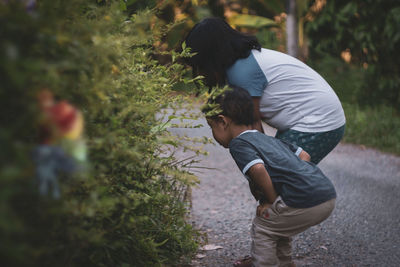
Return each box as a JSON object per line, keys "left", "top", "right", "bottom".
{"left": 203, "top": 86, "right": 255, "bottom": 126}
{"left": 184, "top": 17, "right": 261, "bottom": 88}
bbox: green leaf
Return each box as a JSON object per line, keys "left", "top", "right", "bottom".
{"left": 228, "top": 14, "right": 277, "bottom": 29}
{"left": 150, "top": 122, "right": 172, "bottom": 134}
{"left": 154, "top": 238, "right": 169, "bottom": 247}
{"left": 126, "top": 0, "right": 137, "bottom": 5}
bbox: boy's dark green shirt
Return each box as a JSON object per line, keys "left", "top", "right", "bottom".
{"left": 229, "top": 130, "right": 336, "bottom": 208}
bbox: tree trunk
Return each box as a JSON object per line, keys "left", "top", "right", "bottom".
{"left": 286, "top": 0, "right": 298, "bottom": 58}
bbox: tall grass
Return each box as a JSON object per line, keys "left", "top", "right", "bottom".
{"left": 343, "top": 103, "right": 400, "bottom": 154}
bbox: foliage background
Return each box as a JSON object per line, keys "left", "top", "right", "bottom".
{"left": 0, "top": 1, "right": 201, "bottom": 266}
{"left": 305, "top": 0, "right": 400, "bottom": 154}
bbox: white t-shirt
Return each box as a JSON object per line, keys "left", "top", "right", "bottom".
{"left": 226, "top": 48, "right": 345, "bottom": 132}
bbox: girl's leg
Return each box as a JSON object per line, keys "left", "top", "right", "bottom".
{"left": 275, "top": 125, "right": 345, "bottom": 164}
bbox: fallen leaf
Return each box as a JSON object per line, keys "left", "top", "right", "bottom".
{"left": 201, "top": 244, "right": 223, "bottom": 251}
{"left": 319, "top": 245, "right": 328, "bottom": 250}
{"left": 196, "top": 254, "right": 206, "bottom": 259}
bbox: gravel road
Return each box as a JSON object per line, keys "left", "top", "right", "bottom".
{"left": 172, "top": 116, "right": 400, "bottom": 267}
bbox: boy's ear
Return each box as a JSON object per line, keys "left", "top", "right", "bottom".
{"left": 217, "top": 115, "right": 231, "bottom": 129}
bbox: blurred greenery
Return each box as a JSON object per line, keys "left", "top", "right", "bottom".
{"left": 227, "top": 13, "right": 276, "bottom": 28}
{"left": 305, "top": 0, "right": 400, "bottom": 154}
{"left": 256, "top": 28, "right": 281, "bottom": 51}
{"left": 306, "top": 0, "right": 400, "bottom": 109}
{"left": 0, "top": 1, "right": 202, "bottom": 266}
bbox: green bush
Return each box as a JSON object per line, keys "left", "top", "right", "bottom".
{"left": 0, "top": 1, "right": 200, "bottom": 266}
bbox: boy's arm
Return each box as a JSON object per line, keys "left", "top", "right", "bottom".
{"left": 248, "top": 180, "right": 263, "bottom": 201}
{"left": 247, "top": 163, "right": 277, "bottom": 204}
{"left": 248, "top": 163, "right": 278, "bottom": 217}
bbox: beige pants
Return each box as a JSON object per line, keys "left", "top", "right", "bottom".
{"left": 251, "top": 196, "right": 336, "bottom": 267}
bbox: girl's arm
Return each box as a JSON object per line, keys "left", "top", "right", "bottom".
{"left": 252, "top": 97, "right": 264, "bottom": 133}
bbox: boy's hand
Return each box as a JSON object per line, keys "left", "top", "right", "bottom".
{"left": 257, "top": 202, "right": 272, "bottom": 218}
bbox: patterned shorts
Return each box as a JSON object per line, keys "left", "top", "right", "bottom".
{"left": 275, "top": 125, "right": 345, "bottom": 164}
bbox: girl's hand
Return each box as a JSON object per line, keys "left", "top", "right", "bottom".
{"left": 299, "top": 150, "right": 311, "bottom": 162}
{"left": 256, "top": 202, "right": 272, "bottom": 218}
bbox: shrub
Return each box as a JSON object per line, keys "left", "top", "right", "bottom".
{"left": 0, "top": 1, "right": 200, "bottom": 266}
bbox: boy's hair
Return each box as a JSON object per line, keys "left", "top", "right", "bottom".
{"left": 202, "top": 86, "right": 255, "bottom": 126}
{"left": 184, "top": 17, "right": 261, "bottom": 88}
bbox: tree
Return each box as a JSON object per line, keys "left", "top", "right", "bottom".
{"left": 286, "top": 0, "right": 299, "bottom": 57}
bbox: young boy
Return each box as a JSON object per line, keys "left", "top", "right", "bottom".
{"left": 202, "top": 87, "right": 337, "bottom": 267}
